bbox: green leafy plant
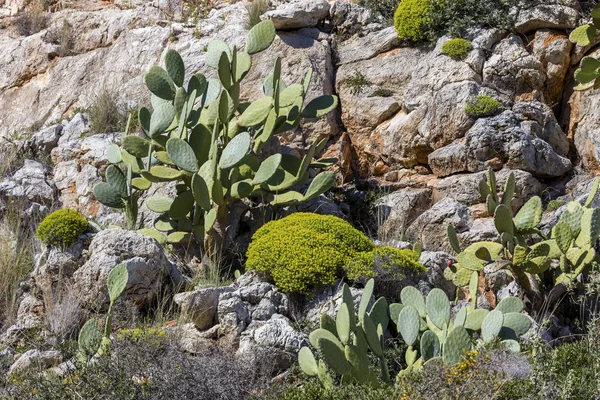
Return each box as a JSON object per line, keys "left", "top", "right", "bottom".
{"left": 246, "top": 213, "right": 373, "bottom": 294}
{"left": 392, "top": 286, "right": 529, "bottom": 378}
{"left": 346, "top": 246, "right": 426, "bottom": 282}
{"left": 77, "top": 263, "right": 129, "bottom": 364}
{"left": 356, "top": 0, "right": 397, "bottom": 25}
{"left": 36, "top": 209, "right": 89, "bottom": 248}
{"left": 394, "top": 0, "right": 431, "bottom": 42}
{"left": 446, "top": 169, "right": 600, "bottom": 298}
{"left": 298, "top": 279, "right": 391, "bottom": 387}
{"left": 463, "top": 95, "right": 501, "bottom": 118}
{"left": 92, "top": 20, "right": 339, "bottom": 261}
{"left": 346, "top": 71, "right": 371, "bottom": 95}
{"left": 441, "top": 38, "right": 472, "bottom": 59}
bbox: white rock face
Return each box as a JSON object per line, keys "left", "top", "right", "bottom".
{"left": 8, "top": 349, "right": 62, "bottom": 377}
{"left": 264, "top": 0, "right": 330, "bottom": 30}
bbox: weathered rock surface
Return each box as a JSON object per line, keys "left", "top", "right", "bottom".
{"left": 175, "top": 286, "right": 234, "bottom": 331}
{"left": 265, "top": 0, "right": 330, "bottom": 30}
{"left": 8, "top": 349, "right": 61, "bottom": 377}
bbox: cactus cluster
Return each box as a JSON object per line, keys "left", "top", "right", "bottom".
{"left": 93, "top": 20, "right": 339, "bottom": 250}
{"left": 298, "top": 279, "right": 390, "bottom": 388}
{"left": 392, "top": 286, "right": 530, "bottom": 378}
{"left": 571, "top": 2, "right": 600, "bottom": 90}
{"left": 78, "top": 263, "right": 129, "bottom": 363}
{"left": 446, "top": 169, "right": 600, "bottom": 294}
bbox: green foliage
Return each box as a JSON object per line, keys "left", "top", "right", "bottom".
{"left": 299, "top": 279, "right": 390, "bottom": 387}
{"left": 394, "top": 0, "right": 431, "bottom": 42}
{"left": 246, "top": 213, "right": 373, "bottom": 293}
{"left": 36, "top": 209, "right": 88, "bottom": 248}
{"left": 441, "top": 38, "right": 472, "bottom": 59}
{"left": 356, "top": 0, "right": 397, "bottom": 25}
{"left": 93, "top": 20, "right": 339, "bottom": 254}
{"left": 346, "top": 246, "right": 426, "bottom": 282}
{"left": 446, "top": 169, "right": 600, "bottom": 293}
{"left": 245, "top": 0, "right": 269, "bottom": 28}
{"left": 463, "top": 95, "right": 501, "bottom": 118}
{"left": 346, "top": 71, "right": 371, "bottom": 95}
{"left": 546, "top": 199, "right": 565, "bottom": 212}
{"left": 572, "top": 3, "right": 600, "bottom": 90}
{"left": 425, "top": 0, "right": 514, "bottom": 40}
{"left": 273, "top": 379, "right": 397, "bottom": 400}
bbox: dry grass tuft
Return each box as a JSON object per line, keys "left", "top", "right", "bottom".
{"left": 245, "top": 0, "right": 269, "bottom": 28}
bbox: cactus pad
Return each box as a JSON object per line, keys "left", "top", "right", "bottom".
{"left": 298, "top": 347, "right": 318, "bottom": 376}
{"left": 145, "top": 66, "right": 175, "bottom": 100}
{"left": 420, "top": 330, "right": 441, "bottom": 361}
{"left": 166, "top": 138, "right": 199, "bottom": 173}
{"left": 107, "top": 263, "right": 129, "bottom": 304}
{"left": 245, "top": 20, "right": 276, "bottom": 55}
{"left": 496, "top": 296, "right": 524, "bottom": 314}
{"left": 398, "top": 306, "right": 420, "bottom": 346}
{"left": 481, "top": 310, "right": 503, "bottom": 343}
{"left": 443, "top": 326, "right": 470, "bottom": 365}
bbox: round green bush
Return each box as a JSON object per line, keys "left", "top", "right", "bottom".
{"left": 36, "top": 209, "right": 89, "bottom": 247}
{"left": 463, "top": 94, "right": 502, "bottom": 118}
{"left": 245, "top": 213, "right": 374, "bottom": 294}
{"left": 346, "top": 246, "right": 426, "bottom": 281}
{"left": 441, "top": 38, "right": 472, "bottom": 59}
{"left": 394, "top": 0, "right": 431, "bottom": 42}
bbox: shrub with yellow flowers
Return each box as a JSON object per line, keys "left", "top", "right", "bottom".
{"left": 36, "top": 209, "right": 88, "bottom": 248}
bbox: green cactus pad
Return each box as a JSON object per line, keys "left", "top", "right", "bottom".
{"left": 398, "top": 306, "right": 420, "bottom": 347}
{"left": 235, "top": 51, "right": 252, "bottom": 82}
{"left": 336, "top": 302, "right": 351, "bottom": 345}
{"left": 420, "top": 330, "right": 441, "bottom": 361}
{"left": 400, "top": 286, "right": 426, "bottom": 317}
{"left": 219, "top": 132, "right": 252, "bottom": 169}
{"left": 206, "top": 40, "right": 231, "bottom": 68}
{"left": 150, "top": 100, "right": 175, "bottom": 137}
{"left": 320, "top": 314, "right": 337, "bottom": 336}
{"left": 304, "top": 172, "right": 336, "bottom": 201}
{"left": 494, "top": 204, "right": 514, "bottom": 236}
{"left": 585, "top": 178, "right": 600, "bottom": 207}
{"left": 368, "top": 297, "right": 389, "bottom": 332}
{"left": 457, "top": 252, "right": 485, "bottom": 271}
{"left": 455, "top": 305, "right": 467, "bottom": 327}
{"left": 502, "top": 339, "right": 521, "bottom": 353}
{"left": 426, "top": 288, "right": 450, "bottom": 330}
{"left": 279, "top": 84, "right": 304, "bottom": 107}
{"left": 191, "top": 173, "right": 212, "bottom": 211}
{"left": 78, "top": 319, "right": 102, "bottom": 362}
{"left": 447, "top": 224, "right": 461, "bottom": 254}
{"left": 319, "top": 337, "right": 352, "bottom": 376}
{"left": 93, "top": 182, "right": 125, "bottom": 209}
{"left": 145, "top": 66, "right": 175, "bottom": 100}
{"left": 501, "top": 312, "right": 531, "bottom": 337}
{"left": 501, "top": 172, "right": 515, "bottom": 207}
{"left": 154, "top": 151, "right": 175, "bottom": 166}
{"left": 570, "top": 24, "right": 596, "bottom": 46}
{"left": 496, "top": 297, "right": 524, "bottom": 314}
{"left": 464, "top": 308, "right": 489, "bottom": 331}
{"left": 553, "top": 222, "right": 572, "bottom": 255}
{"left": 166, "top": 138, "right": 199, "bottom": 173}
{"left": 389, "top": 303, "right": 405, "bottom": 327}
{"left": 344, "top": 344, "right": 369, "bottom": 382}
{"left": 137, "top": 228, "right": 166, "bottom": 244}
{"left": 577, "top": 208, "right": 600, "bottom": 248}
{"left": 238, "top": 96, "right": 273, "bottom": 127}
{"left": 146, "top": 195, "right": 174, "bottom": 213}
{"left": 309, "top": 328, "right": 341, "bottom": 351}
{"left": 482, "top": 310, "right": 503, "bottom": 343}
{"left": 513, "top": 196, "right": 542, "bottom": 231}
{"left": 105, "top": 165, "right": 127, "bottom": 197}
{"left": 218, "top": 52, "right": 232, "bottom": 90}
{"left": 166, "top": 231, "right": 193, "bottom": 243}
{"left": 164, "top": 49, "right": 185, "bottom": 87}
{"left": 107, "top": 144, "right": 122, "bottom": 164}
{"left": 452, "top": 267, "right": 472, "bottom": 287}
{"left": 486, "top": 194, "right": 498, "bottom": 216}
{"left": 298, "top": 347, "right": 318, "bottom": 376}
{"left": 478, "top": 178, "right": 491, "bottom": 199}
{"left": 122, "top": 135, "right": 151, "bottom": 159}
{"left": 252, "top": 154, "right": 282, "bottom": 185}
{"left": 132, "top": 177, "right": 152, "bottom": 191}
{"left": 245, "top": 20, "right": 276, "bottom": 55}
{"left": 154, "top": 215, "right": 177, "bottom": 232}
{"left": 169, "top": 190, "right": 194, "bottom": 220}
{"left": 443, "top": 326, "right": 470, "bottom": 365}
{"left": 358, "top": 279, "right": 374, "bottom": 320}
{"left": 301, "top": 95, "right": 339, "bottom": 119}
{"left": 362, "top": 313, "right": 383, "bottom": 358}
{"left": 107, "top": 263, "right": 129, "bottom": 304}
{"left": 149, "top": 166, "right": 185, "bottom": 181}
{"left": 230, "top": 180, "right": 253, "bottom": 199}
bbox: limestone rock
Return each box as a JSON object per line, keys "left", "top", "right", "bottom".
{"left": 174, "top": 287, "right": 234, "bottom": 331}
{"left": 8, "top": 349, "right": 61, "bottom": 377}
{"left": 0, "top": 159, "right": 55, "bottom": 205}
{"left": 264, "top": 0, "right": 330, "bottom": 30}
{"left": 302, "top": 282, "right": 363, "bottom": 324}
{"left": 532, "top": 30, "right": 572, "bottom": 110}
{"left": 514, "top": 0, "right": 580, "bottom": 34}
{"left": 419, "top": 251, "right": 457, "bottom": 299}
{"left": 376, "top": 188, "right": 432, "bottom": 241}
{"left": 329, "top": 1, "right": 376, "bottom": 36}
{"left": 336, "top": 27, "right": 402, "bottom": 65}
{"left": 72, "top": 229, "right": 179, "bottom": 310}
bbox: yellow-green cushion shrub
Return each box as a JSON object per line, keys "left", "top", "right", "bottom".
{"left": 347, "top": 246, "right": 426, "bottom": 282}
{"left": 463, "top": 94, "right": 501, "bottom": 118}
{"left": 394, "top": 0, "right": 431, "bottom": 42}
{"left": 441, "top": 38, "right": 472, "bottom": 59}
{"left": 36, "top": 209, "right": 89, "bottom": 247}
{"left": 246, "top": 213, "right": 374, "bottom": 294}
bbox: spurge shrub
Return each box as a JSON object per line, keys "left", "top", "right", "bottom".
{"left": 394, "top": 0, "right": 431, "bottom": 42}
{"left": 36, "top": 209, "right": 88, "bottom": 247}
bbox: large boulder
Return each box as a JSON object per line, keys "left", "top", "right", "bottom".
{"left": 8, "top": 349, "right": 61, "bottom": 377}
{"left": 376, "top": 188, "right": 432, "bottom": 241}
{"left": 513, "top": 0, "right": 580, "bottom": 34}
{"left": 0, "top": 159, "right": 55, "bottom": 205}
{"left": 72, "top": 229, "right": 180, "bottom": 310}
{"left": 174, "top": 286, "right": 234, "bottom": 331}
{"left": 264, "top": 0, "right": 330, "bottom": 30}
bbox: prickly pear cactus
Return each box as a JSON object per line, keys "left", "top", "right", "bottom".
{"left": 93, "top": 20, "right": 339, "bottom": 253}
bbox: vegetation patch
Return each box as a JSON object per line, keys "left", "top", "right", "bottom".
{"left": 36, "top": 209, "right": 88, "bottom": 248}
{"left": 441, "top": 38, "right": 472, "bottom": 59}
{"left": 346, "top": 246, "right": 426, "bottom": 283}
{"left": 246, "top": 213, "right": 374, "bottom": 293}
{"left": 463, "top": 94, "right": 502, "bottom": 118}
{"left": 393, "top": 0, "right": 431, "bottom": 42}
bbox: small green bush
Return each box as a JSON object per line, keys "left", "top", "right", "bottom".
{"left": 463, "top": 94, "right": 502, "bottom": 118}
{"left": 346, "top": 246, "right": 426, "bottom": 282}
{"left": 394, "top": 0, "right": 431, "bottom": 42}
{"left": 441, "top": 38, "right": 472, "bottom": 59}
{"left": 271, "top": 379, "right": 397, "bottom": 400}
{"left": 36, "top": 209, "right": 88, "bottom": 248}
{"left": 246, "top": 213, "right": 374, "bottom": 294}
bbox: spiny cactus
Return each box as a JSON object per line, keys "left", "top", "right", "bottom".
{"left": 571, "top": 3, "right": 600, "bottom": 90}
{"left": 447, "top": 169, "right": 600, "bottom": 297}
{"left": 93, "top": 20, "right": 339, "bottom": 260}
{"left": 392, "top": 287, "right": 530, "bottom": 377}
{"left": 77, "top": 263, "right": 129, "bottom": 363}
{"left": 298, "top": 279, "right": 390, "bottom": 387}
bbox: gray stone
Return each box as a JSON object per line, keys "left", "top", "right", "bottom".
{"left": 302, "top": 282, "right": 362, "bottom": 324}
{"left": 174, "top": 286, "right": 234, "bottom": 331}
{"left": 0, "top": 160, "right": 55, "bottom": 204}
{"left": 419, "top": 251, "right": 456, "bottom": 299}
{"left": 336, "top": 27, "right": 402, "bottom": 65}
{"left": 72, "top": 229, "right": 179, "bottom": 310}
{"left": 8, "top": 349, "right": 61, "bottom": 377}
{"left": 376, "top": 188, "right": 432, "bottom": 241}
{"left": 264, "top": 0, "right": 330, "bottom": 30}
{"left": 330, "top": 1, "right": 375, "bottom": 36}
{"left": 514, "top": 0, "right": 580, "bottom": 34}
